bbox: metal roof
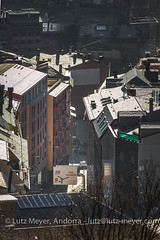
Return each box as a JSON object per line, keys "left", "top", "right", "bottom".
{"left": 16, "top": 193, "right": 74, "bottom": 209}
{"left": 0, "top": 64, "right": 47, "bottom": 95}
{"left": 49, "top": 82, "right": 69, "bottom": 97}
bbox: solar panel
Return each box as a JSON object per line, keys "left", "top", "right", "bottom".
{"left": 16, "top": 193, "right": 74, "bottom": 209}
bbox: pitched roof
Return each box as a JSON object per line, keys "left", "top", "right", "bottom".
{"left": 120, "top": 68, "right": 152, "bottom": 86}
{"left": 0, "top": 63, "right": 47, "bottom": 95}
{"left": 49, "top": 82, "right": 69, "bottom": 98}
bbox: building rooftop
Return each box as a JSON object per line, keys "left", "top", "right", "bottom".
{"left": 84, "top": 83, "right": 160, "bottom": 139}
{"left": 0, "top": 194, "right": 17, "bottom": 202}
{"left": 0, "top": 63, "right": 47, "bottom": 95}
{"left": 49, "top": 81, "right": 69, "bottom": 98}
{"left": 83, "top": 86, "right": 124, "bottom": 121}
{"left": 14, "top": 192, "right": 122, "bottom": 228}
{"left": 32, "top": 52, "right": 84, "bottom": 76}
{"left": 120, "top": 68, "right": 152, "bottom": 86}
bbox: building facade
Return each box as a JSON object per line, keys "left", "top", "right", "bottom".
{"left": 47, "top": 80, "right": 71, "bottom": 183}
{"left": 0, "top": 63, "right": 47, "bottom": 187}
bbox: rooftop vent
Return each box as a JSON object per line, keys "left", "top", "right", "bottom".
{"left": 101, "top": 97, "right": 112, "bottom": 106}
{"left": 91, "top": 100, "right": 96, "bottom": 109}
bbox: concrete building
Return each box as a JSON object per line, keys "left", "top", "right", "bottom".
{"left": 0, "top": 63, "right": 48, "bottom": 187}
{"left": 47, "top": 80, "right": 71, "bottom": 183}
{"left": 0, "top": 92, "right": 29, "bottom": 193}
{"left": 0, "top": 9, "right": 42, "bottom": 57}
{"left": 70, "top": 58, "right": 108, "bottom": 146}
{"left": 83, "top": 66, "right": 160, "bottom": 199}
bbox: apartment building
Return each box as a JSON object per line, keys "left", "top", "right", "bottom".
{"left": 83, "top": 66, "right": 160, "bottom": 199}
{"left": 47, "top": 80, "right": 71, "bottom": 183}
{"left": 0, "top": 63, "right": 47, "bottom": 187}
{"left": 0, "top": 9, "right": 42, "bottom": 57}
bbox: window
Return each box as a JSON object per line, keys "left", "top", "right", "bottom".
{"left": 37, "top": 134, "right": 39, "bottom": 145}
{"left": 43, "top": 112, "right": 44, "bottom": 124}
{"left": 40, "top": 147, "right": 42, "bottom": 158}
{"left": 40, "top": 131, "right": 42, "bottom": 143}
{"left": 152, "top": 90, "right": 160, "bottom": 103}
{"left": 38, "top": 82, "right": 41, "bottom": 93}
{"left": 40, "top": 100, "right": 42, "bottom": 111}
{"left": 37, "top": 102, "right": 40, "bottom": 114}
{"left": 28, "top": 91, "right": 31, "bottom": 102}
{"left": 21, "top": 40, "right": 25, "bottom": 44}
{"left": 32, "top": 106, "right": 35, "bottom": 118}
{"left": 37, "top": 118, "right": 39, "bottom": 130}
{"left": 40, "top": 116, "right": 42, "bottom": 126}
{"left": 24, "top": 94, "right": 27, "bottom": 105}
{"left": 32, "top": 121, "right": 35, "bottom": 134}
{"left": 37, "top": 149, "right": 39, "bottom": 161}
{"left": 32, "top": 87, "right": 35, "bottom": 99}
{"left": 43, "top": 97, "right": 44, "bottom": 108}
{"left": 32, "top": 137, "right": 35, "bottom": 149}
{"left": 31, "top": 153, "right": 35, "bottom": 166}
{"left": 43, "top": 128, "right": 44, "bottom": 138}
{"left": 35, "top": 84, "right": 38, "bottom": 96}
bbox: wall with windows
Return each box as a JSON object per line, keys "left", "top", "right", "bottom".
{"left": 20, "top": 76, "right": 47, "bottom": 178}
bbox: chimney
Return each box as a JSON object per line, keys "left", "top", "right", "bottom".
{"left": 128, "top": 63, "right": 132, "bottom": 70}
{"left": 56, "top": 54, "right": 60, "bottom": 65}
{"left": 73, "top": 54, "right": 76, "bottom": 65}
{"left": 8, "top": 87, "right": 13, "bottom": 110}
{"left": 113, "top": 70, "right": 118, "bottom": 78}
{"left": 143, "top": 60, "right": 150, "bottom": 71}
{"left": 91, "top": 100, "right": 96, "bottom": 109}
{"left": 149, "top": 97, "right": 153, "bottom": 112}
{"left": 47, "top": 18, "right": 50, "bottom": 32}
{"left": 145, "top": 51, "right": 150, "bottom": 58}
{"left": 59, "top": 64, "right": 62, "bottom": 73}
{"left": 0, "top": 85, "right": 4, "bottom": 116}
{"left": 99, "top": 55, "right": 104, "bottom": 62}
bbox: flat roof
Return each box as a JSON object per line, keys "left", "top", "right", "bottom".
{"left": 32, "top": 52, "right": 84, "bottom": 76}
{"left": 0, "top": 64, "right": 47, "bottom": 95}
{"left": 0, "top": 195, "right": 17, "bottom": 202}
